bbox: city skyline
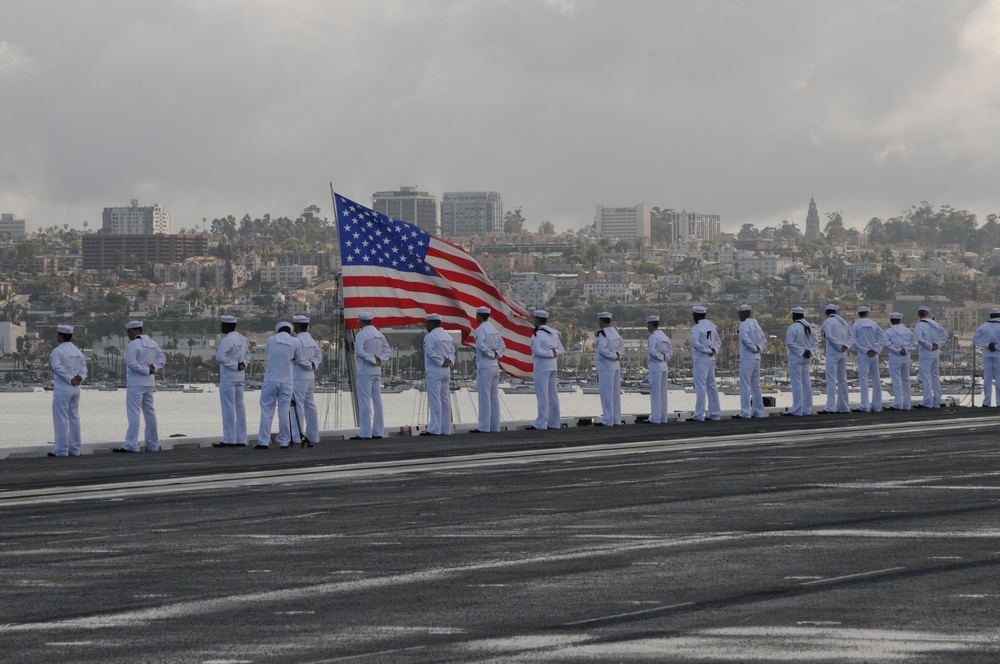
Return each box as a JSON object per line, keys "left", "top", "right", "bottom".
{"left": 3, "top": 2, "right": 1000, "bottom": 234}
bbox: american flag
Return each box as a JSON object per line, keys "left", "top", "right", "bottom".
{"left": 334, "top": 193, "right": 535, "bottom": 379}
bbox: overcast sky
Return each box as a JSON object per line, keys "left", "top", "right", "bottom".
{"left": 3, "top": 0, "right": 1000, "bottom": 235}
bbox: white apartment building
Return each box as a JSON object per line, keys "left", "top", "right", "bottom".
{"left": 440, "top": 191, "right": 503, "bottom": 237}
{"left": 583, "top": 282, "right": 642, "bottom": 302}
{"left": 260, "top": 263, "right": 318, "bottom": 286}
{"left": 511, "top": 274, "right": 556, "bottom": 309}
{"left": 0, "top": 213, "right": 30, "bottom": 238}
{"left": 667, "top": 210, "right": 722, "bottom": 245}
{"left": 102, "top": 200, "right": 173, "bottom": 234}
{"left": 596, "top": 203, "right": 651, "bottom": 243}
{"left": 0, "top": 321, "right": 27, "bottom": 355}
{"left": 735, "top": 255, "right": 793, "bottom": 279}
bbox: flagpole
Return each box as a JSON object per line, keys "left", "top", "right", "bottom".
{"left": 331, "top": 184, "right": 360, "bottom": 426}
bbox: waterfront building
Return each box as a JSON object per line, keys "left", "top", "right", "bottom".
{"left": 596, "top": 203, "right": 651, "bottom": 243}
{"left": 440, "top": 191, "right": 503, "bottom": 237}
{"left": 102, "top": 200, "right": 173, "bottom": 234}
{"left": 372, "top": 186, "right": 438, "bottom": 235}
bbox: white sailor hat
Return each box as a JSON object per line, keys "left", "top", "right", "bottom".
{"left": 916, "top": 305, "right": 930, "bottom": 313}
{"left": 824, "top": 303, "right": 839, "bottom": 311}
{"left": 889, "top": 312, "right": 903, "bottom": 319}
{"left": 857, "top": 306, "right": 870, "bottom": 313}
{"left": 358, "top": 311, "right": 374, "bottom": 321}
{"left": 791, "top": 306, "right": 805, "bottom": 315}
{"left": 124, "top": 320, "right": 143, "bottom": 330}
{"left": 292, "top": 314, "right": 309, "bottom": 324}
{"left": 692, "top": 305, "right": 707, "bottom": 314}
{"left": 475, "top": 306, "right": 490, "bottom": 315}
{"left": 426, "top": 313, "right": 442, "bottom": 321}
{"left": 990, "top": 308, "right": 1000, "bottom": 316}
{"left": 646, "top": 315, "right": 659, "bottom": 323}
{"left": 275, "top": 321, "right": 292, "bottom": 332}
{"left": 737, "top": 304, "right": 752, "bottom": 312}
{"left": 533, "top": 309, "right": 549, "bottom": 318}
{"left": 597, "top": 311, "right": 612, "bottom": 319}
{"left": 220, "top": 315, "right": 237, "bottom": 324}
{"left": 57, "top": 324, "right": 74, "bottom": 335}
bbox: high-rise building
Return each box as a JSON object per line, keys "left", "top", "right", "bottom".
{"left": 0, "top": 213, "right": 30, "bottom": 238}
{"left": 440, "top": 191, "right": 503, "bottom": 237}
{"left": 595, "top": 203, "right": 651, "bottom": 243}
{"left": 82, "top": 234, "right": 207, "bottom": 270}
{"left": 372, "top": 186, "right": 438, "bottom": 235}
{"left": 102, "top": 199, "right": 173, "bottom": 234}
{"left": 666, "top": 210, "right": 721, "bottom": 245}
{"left": 805, "top": 196, "right": 821, "bottom": 240}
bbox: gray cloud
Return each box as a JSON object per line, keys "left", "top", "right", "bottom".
{"left": 1, "top": 0, "right": 998, "bottom": 233}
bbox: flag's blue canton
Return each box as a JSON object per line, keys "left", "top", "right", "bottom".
{"left": 336, "top": 195, "right": 435, "bottom": 276}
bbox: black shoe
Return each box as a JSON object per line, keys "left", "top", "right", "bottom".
{"left": 685, "top": 417, "right": 703, "bottom": 422}
{"left": 524, "top": 425, "right": 538, "bottom": 430}
{"left": 780, "top": 412, "right": 796, "bottom": 417}
{"left": 418, "top": 431, "right": 437, "bottom": 436}
{"left": 112, "top": 447, "right": 136, "bottom": 453}
{"left": 593, "top": 422, "right": 607, "bottom": 427}
{"left": 47, "top": 452, "right": 58, "bottom": 457}
{"left": 212, "top": 442, "right": 243, "bottom": 448}
{"left": 372, "top": 436, "right": 382, "bottom": 439}
{"left": 731, "top": 415, "right": 748, "bottom": 419}
{"left": 253, "top": 444, "right": 268, "bottom": 449}
{"left": 816, "top": 410, "right": 835, "bottom": 414}
{"left": 852, "top": 408, "right": 869, "bottom": 413}
{"left": 468, "top": 429, "right": 483, "bottom": 433}
{"left": 348, "top": 436, "right": 367, "bottom": 440}
{"left": 913, "top": 404, "right": 927, "bottom": 409}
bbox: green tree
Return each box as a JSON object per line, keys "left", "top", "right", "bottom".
{"left": 538, "top": 220, "right": 555, "bottom": 235}
{"left": 503, "top": 208, "right": 526, "bottom": 235}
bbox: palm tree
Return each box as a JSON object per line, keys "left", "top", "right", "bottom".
{"left": 187, "top": 338, "right": 197, "bottom": 383}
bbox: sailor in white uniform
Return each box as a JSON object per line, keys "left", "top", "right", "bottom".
{"left": 646, "top": 315, "right": 672, "bottom": 424}
{"left": 255, "top": 322, "right": 299, "bottom": 449}
{"left": 820, "top": 304, "right": 854, "bottom": 414}
{"left": 49, "top": 324, "right": 87, "bottom": 457}
{"left": 784, "top": 307, "right": 817, "bottom": 417}
{"left": 884, "top": 312, "right": 917, "bottom": 410}
{"left": 115, "top": 320, "right": 166, "bottom": 453}
{"left": 687, "top": 305, "right": 722, "bottom": 422}
{"left": 972, "top": 308, "right": 1000, "bottom": 407}
{"left": 594, "top": 312, "right": 624, "bottom": 427}
{"left": 472, "top": 306, "right": 505, "bottom": 433}
{"left": 421, "top": 313, "right": 455, "bottom": 436}
{"left": 352, "top": 311, "right": 392, "bottom": 439}
{"left": 914, "top": 305, "right": 948, "bottom": 409}
{"left": 292, "top": 314, "right": 323, "bottom": 446}
{"left": 734, "top": 304, "right": 767, "bottom": 419}
{"left": 528, "top": 309, "right": 565, "bottom": 430}
{"left": 213, "top": 315, "right": 250, "bottom": 447}
{"left": 850, "top": 306, "right": 887, "bottom": 412}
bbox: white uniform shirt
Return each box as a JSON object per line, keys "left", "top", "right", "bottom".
{"left": 595, "top": 326, "right": 624, "bottom": 372}
{"left": 474, "top": 320, "right": 505, "bottom": 369}
{"left": 294, "top": 331, "right": 323, "bottom": 378}
{"left": 530, "top": 325, "right": 564, "bottom": 372}
{"left": 822, "top": 314, "right": 854, "bottom": 354}
{"left": 126, "top": 335, "right": 166, "bottom": 387}
{"left": 690, "top": 319, "right": 721, "bottom": 358}
{"left": 972, "top": 319, "right": 1000, "bottom": 358}
{"left": 355, "top": 325, "right": 392, "bottom": 376}
{"left": 884, "top": 323, "right": 917, "bottom": 359}
{"left": 738, "top": 318, "right": 766, "bottom": 360}
{"left": 216, "top": 331, "right": 250, "bottom": 383}
{"left": 424, "top": 327, "right": 456, "bottom": 371}
{"left": 915, "top": 318, "right": 948, "bottom": 356}
{"left": 851, "top": 318, "right": 886, "bottom": 355}
{"left": 786, "top": 319, "right": 818, "bottom": 358}
{"left": 263, "top": 332, "right": 298, "bottom": 385}
{"left": 50, "top": 342, "right": 87, "bottom": 391}
{"left": 647, "top": 330, "right": 673, "bottom": 372}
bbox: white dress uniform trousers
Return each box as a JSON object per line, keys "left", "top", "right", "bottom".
{"left": 530, "top": 325, "right": 565, "bottom": 429}
{"left": 884, "top": 323, "right": 917, "bottom": 409}
{"left": 647, "top": 330, "right": 673, "bottom": 423}
{"left": 689, "top": 320, "right": 722, "bottom": 421}
{"left": 355, "top": 325, "right": 392, "bottom": 438}
{"left": 124, "top": 335, "right": 166, "bottom": 452}
{"left": 293, "top": 331, "right": 324, "bottom": 443}
{"left": 474, "top": 321, "right": 506, "bottom": 432}
{"left": 50, "top": 342, "right": 88, "bottom": 456}
{"left": 258, "top": 332, "right": 298, "bottom": 447}
{"left": 737, "top": 317, "right": 767, "bottom": 418}
{"left": 596, "top": 326, "right": 624, "bottom": 426}
{"left": 424, "top": 326, "right": 456, "bottom": 435}
{"left": 216, "top": 331, "right": 251, "bottom": 445}
{"left": 973, "top": 320, "right": 1000, "bottom": 407}
{"left": 785, "top": 320, "right": 817, "bottom": 416}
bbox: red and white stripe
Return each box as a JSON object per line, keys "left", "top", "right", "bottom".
{"left": 342, "top": 236, "right": 535, "bottom": 379}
